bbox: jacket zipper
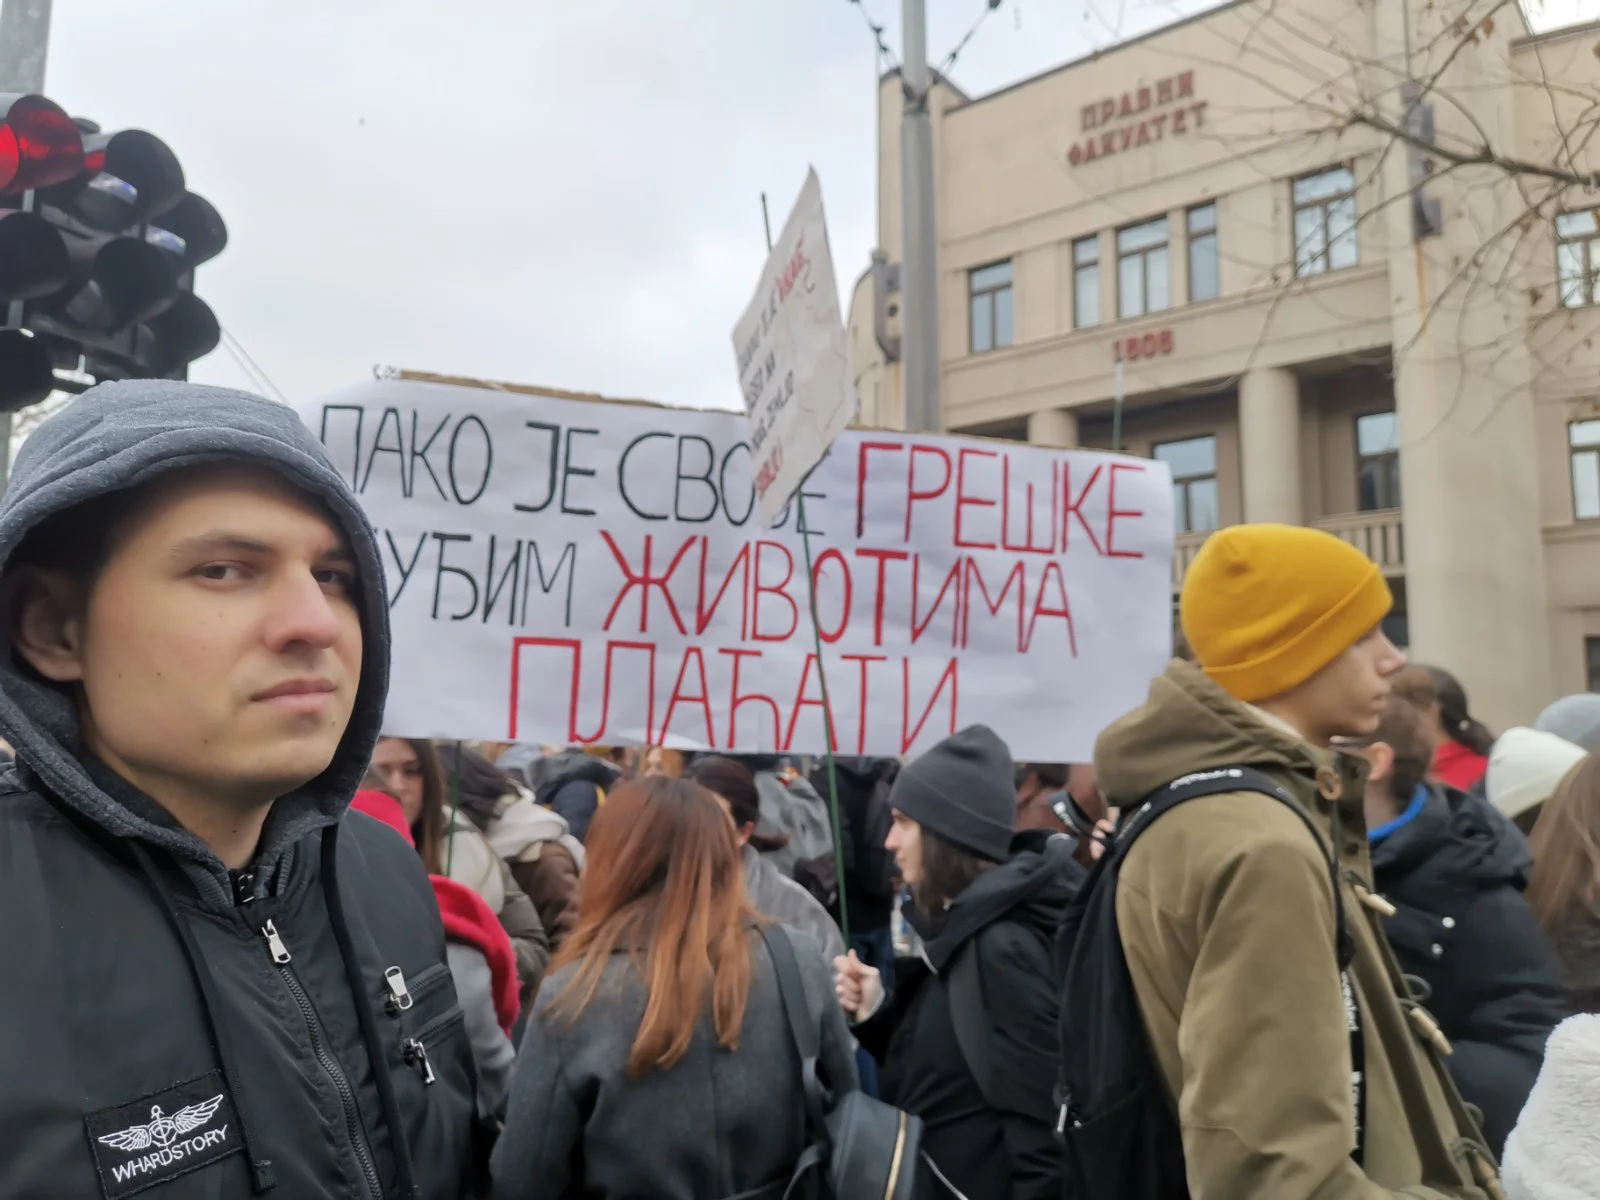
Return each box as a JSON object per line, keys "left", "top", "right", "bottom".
{"left": 401, "top": 1004, "right": 467, "bottom": 1086}
{"left": 402, "top": 1038, "right": 435, "bottom": 1084}
{"left": 260, "top": 920, "right": 384, "bottom": 1200}
{"left": 391, "top": 962, "right": 452, "bottom": 1012}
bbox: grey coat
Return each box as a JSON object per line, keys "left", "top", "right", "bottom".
{"left": 492, "top": 927, "right": 859, "bottom": 1199}
{"left": 447, "top": 943, "right": 515, "bottom": 1120}
{"left": 743, "top": 843, "right": 846, "bottom": 966}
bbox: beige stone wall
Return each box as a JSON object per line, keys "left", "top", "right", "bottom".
{"left": 1510, "top": 22, "right": 1600, "bottom": 697}
{"left": 849, "top": 0, "right": 1600, "bottom": 722}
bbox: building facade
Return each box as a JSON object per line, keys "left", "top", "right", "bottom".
{"left": 846, "top": 0, "right": 1600, "bottom": 732}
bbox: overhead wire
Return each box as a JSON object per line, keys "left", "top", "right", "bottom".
{"left": 846, "top": 0, "right": 897, "bottom": 69}
{"left": 938, "top": 0, "right": 1006, "bottom": 77}
{"left": 219, "top": 326, "right": 289, "bottom": 405}
{"left": 219, "top": 335, "right": 267, "bottom": 394}
{"left": 848, "top": 0, "right": 1007, "bottom": 90}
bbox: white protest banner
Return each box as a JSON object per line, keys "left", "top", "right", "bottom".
{"left": 300, "top": 376, "right": 1173, "bottom": 762}
{"left": 732, "top": 168, "right": 856, "bottom": 527}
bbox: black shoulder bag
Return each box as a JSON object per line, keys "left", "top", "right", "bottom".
{"left": 756, "top": 923, "right": 925, "bottom": 1200}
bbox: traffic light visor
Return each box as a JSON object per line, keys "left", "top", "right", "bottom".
{"left": 0, "top": 209, "right": 70, "bottom": 300}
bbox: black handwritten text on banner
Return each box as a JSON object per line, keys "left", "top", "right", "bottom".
{"left": 304, "top": 379, "right": 1174, "bottom": 762}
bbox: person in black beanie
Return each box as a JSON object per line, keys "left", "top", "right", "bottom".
{"left": 890, "top": 725, "right": 1019, "bottom": 863}
{"left": 832, "top": 726, "right": 1079, "bottom": 1200}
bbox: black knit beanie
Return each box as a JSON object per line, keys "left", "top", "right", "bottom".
{"left": 887, "top": 725, "right": 1016, "bottom": 862}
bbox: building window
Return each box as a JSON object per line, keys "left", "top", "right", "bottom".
{"left": 1557, "top": 211, "right": 1600, "bottom": 309}
{"left": 1293, "top": 166, "right": 1358, "bottom": 277}
{"left": 1073, "top": 236, "right": 1100, "bottom": 329}
{"left": 968, "top": 260, "right": 1014, "bottom": 354}
{"left": 1118, "top": 217, "right": 1171, "bottom": 319}
{"left": 1154, "top": 434, "right": 1219, "bottom": 534}
{"left": 1572, "top": 419, "right": 1600, "bottom": 520}
{"left": 1383, "top": 610, "right": 1410, "bottom": 652}
{"left": 1356, "top": 411, "right": 1401, "bottom": 511}
{"left": 1380, "top": 577, "right": 1410, "bottom": 651}
{"left": 1588, "top": 636, "right": 1600, "bottom": 691}
{"left": 1188, "top": 202, "right": 1219, "bottom": 302}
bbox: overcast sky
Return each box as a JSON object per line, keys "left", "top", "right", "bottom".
{"left": 37, "top": 0, "right": 1594, "bottom": 413}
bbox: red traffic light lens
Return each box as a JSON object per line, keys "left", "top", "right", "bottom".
{"left": 0, "top": 127, "right": 18, "bottom": 191}
{"left": 0, "top": 95, "right": 84, "bottom": 193}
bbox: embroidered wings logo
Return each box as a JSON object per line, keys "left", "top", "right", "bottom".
{"left": 85, "top": 1072, "right": 240, "bottom": 1197}
{"left": 96, "top": 1095, "right": 225, "bottom": 1153}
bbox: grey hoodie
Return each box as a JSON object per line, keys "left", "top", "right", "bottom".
{"left": 0, "top": 382, "right": 479, "bottom": 1199}
{"left": 0, "top": 379, "right": 390, "bottom": 907}
{"left": 754, "top": 770, "right": 834, "bottom": 877}
{"left": 742, "top": 843, "right": 844, "bottom": 966}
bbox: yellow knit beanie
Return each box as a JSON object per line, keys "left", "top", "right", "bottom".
{"left": 1180, "top": 523, "right": 1393, "bottom": 703}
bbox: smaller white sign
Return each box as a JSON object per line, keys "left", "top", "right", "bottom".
{"left": 732, "top": 167, "right": 857, "bottom": 528}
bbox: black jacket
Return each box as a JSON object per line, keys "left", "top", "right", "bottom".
{"left": 0, "top": 773, "right": 480, "bottom": 1198}
{"left": 0, "top": 381, "right": 479, "bottom": 1198}
{"left": 856, "top": 831, "right": 1079, "bottom": 1200}
{"left": 525, "top": 751, "right": 617, "bottom": 843}
{"left": 809, "top": 757, "right": 900, "bottom": 934}
{"left": 1370, "top": 782, "right": 1569, "bottom": 1154}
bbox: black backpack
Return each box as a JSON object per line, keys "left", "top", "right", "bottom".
{"left": 1052, "top": 767, "right": 1365, "bottom": 1200}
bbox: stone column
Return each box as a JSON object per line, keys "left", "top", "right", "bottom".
{"left": 1366, "top": 0, "right": 1551, "bottom": 728}
{"left": 1028, "top": 407, "right": 1078, "bottom": 448}
{"left": 1238, "top": 366, "right": 1303, "bottom": 524}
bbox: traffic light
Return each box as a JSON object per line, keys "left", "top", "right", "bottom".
{"left": 0, "top": 94, "right": 227, "bottom": 411}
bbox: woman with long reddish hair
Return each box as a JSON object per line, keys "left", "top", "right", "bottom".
{"left": 491, "top": 776, "right": 858, "bottom": 1199}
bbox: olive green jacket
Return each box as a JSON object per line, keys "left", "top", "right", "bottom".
{"left": 1096, "top": 661, "right": 1501, "bottom": 1199}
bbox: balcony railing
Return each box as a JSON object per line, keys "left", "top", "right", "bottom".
{"left": 1314, "top": 509, "right": 1404, "bottom": 575}
{"left": 1171, "top": 509, "right": 1405, "bottom": 589}
{"left": 1173, "top": 531, "right": 1209, "bottom": 589}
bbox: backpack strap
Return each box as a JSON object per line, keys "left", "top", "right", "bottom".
{"left": 945, "top": 944, "right": 994, "bottom": 1107}
{"left": 1112, "top": 767, "right": 1355, "bottom": 969}
{"left": 755, "top": 924, "right": 841, "bottom": 1200}
{"left": 1112, "top": 766, "right": 1367, "bottom": 1167}
{"left": 756, "top": 923, "right": 830, "bottom": 1133}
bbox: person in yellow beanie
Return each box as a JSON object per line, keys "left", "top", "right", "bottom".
{"left": 1180, "top": 522, "right": 1397, "bottom": 739}
{"left": 1080, "top": 524, "right": 1500, "bottom": 1199}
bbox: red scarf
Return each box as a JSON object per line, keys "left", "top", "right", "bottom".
{"left": 430, "top": 876, "right": 521, "bottom": 1036}
{"left": 1431, "top": 741, "right": 1488, "bottom": 792}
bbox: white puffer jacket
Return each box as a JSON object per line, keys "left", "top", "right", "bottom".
{"left": 1502, "top": 1013, "right": 1600, "bottom": 1200}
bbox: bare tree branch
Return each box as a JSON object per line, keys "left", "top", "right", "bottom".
{"left": 1345, "top": 106, "right": 1600, "bottom": 189}
{"left": 1023, "top": 0, "right": 1595, "bottom": 436}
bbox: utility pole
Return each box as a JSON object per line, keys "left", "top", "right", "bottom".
{"left": 900, "top": 0, "right": 941, "bottom": 433}
{"left": 0, "top": 0, "right": 52, "bottom": 493}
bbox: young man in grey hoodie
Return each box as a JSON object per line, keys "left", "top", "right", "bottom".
{"left": 0, "top": 381, "right": 479, "bottom": 1197}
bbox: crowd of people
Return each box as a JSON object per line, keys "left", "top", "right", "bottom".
{"left": 7, "top": 377, "right": 1600, "bottom": 1198}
